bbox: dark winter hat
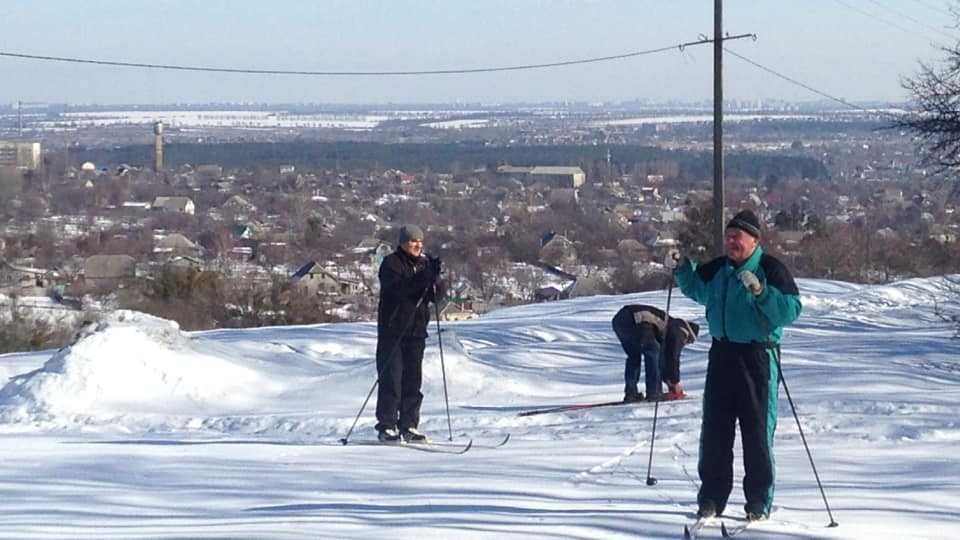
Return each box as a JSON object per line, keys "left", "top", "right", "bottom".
{"left": 398, "top": 224, "right": 425, "bottom": 244}
{"left": 726, "top": 209, "right": 761, "bottom": 238}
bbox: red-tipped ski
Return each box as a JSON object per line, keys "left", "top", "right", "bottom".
{"left": 518, "top": 396, "right": 689, "bottom": 417}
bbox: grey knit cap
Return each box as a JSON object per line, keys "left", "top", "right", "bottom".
{"left": 398, "top": 224, "right": 425, "bottom": 244}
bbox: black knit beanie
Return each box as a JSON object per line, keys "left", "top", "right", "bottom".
{"left": 726, "top": 210, "right": 761, "bottom": 238}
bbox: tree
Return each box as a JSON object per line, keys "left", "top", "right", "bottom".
{"left": 896, "top": 13, "right": 960, "bottom": 170}
{"left": 896, "top": 12, "right": 960, "bottom": 335}
{"left": 678, "top": 200, "right": 715, "bottom": 258}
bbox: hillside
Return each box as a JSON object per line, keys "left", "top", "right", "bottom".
{"left": 0, "top": 278, "right": 957, "bottom": 538}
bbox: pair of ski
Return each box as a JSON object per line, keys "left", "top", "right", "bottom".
{"left": 517, "top": 395, "right": 689, "bottom": 417}
{"left": 684, "top": 515, "right": 756, "bottom": 538}
{"left": 340, "top": 433, "right": 510, "bottom": 454}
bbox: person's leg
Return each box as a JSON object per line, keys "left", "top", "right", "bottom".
{"left": 624, "top": 356, "right": 642, "bottom": 399}
{"left": 662, "top": 324, "right": 682, "bottom": 387}
{"left": 641, "top": 339, "right": 662, "bottom": 398}
{"left": 697, "top": 344, "right": 737, "bottom": 515}
{"left": 398, "top": 337, "right": 426, "bottom": 432}
{"left": 613, "top": 310, "right": 643, "bottom": 399}
{"left": 739, "top": 346, "right": 779, "bottom": 517}
{"left": 375, "top": 334, "right": 403, "bottom": 433}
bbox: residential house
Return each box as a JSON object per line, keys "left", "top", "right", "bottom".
{"left": 539, "top": 233, "right": 578, "bottom": 267}
{"left": 164, "top": 256, "right": 203, "bottom": 272}
{"left": 232, "top": 223, "right": 263, "bottom": 241}
{"left": 640, "top": 186, "right": 660, "bottom": 201}
{"left": 529, "top": 166, "right": 586, "bottom": 188}
{"left": 439, "top": 301, "right": 477, "bottom": 321}
{"left": 83, "top": 254, "right": 136, "bottom": 288}
{"left": 874, "top": 187, "right": 904, "bottom": 207}
{"left": 196, "top": 164, "right": 223, "bottom": 179}
{"left": 660, "top": 208, "right": 686, "bottom": 223}
{"left": 440, "top": 283, "right": 485, "bottom": 320}
{"left": 222, "top": 195, "right": 257, "bottom": 216}
{"left": 0, "top": 260, "right": 57, "bottom": 292}
{"left": 496, "top": 165, "right": 586, "bottom": 189}
{"left": 152, "top": 196, "right": 196, "bottom": 215}
{"left": 228, "top": 246, "right": 255, "bottom": 262}
{"left": 154, "top": 233, "right": 202, "bottom": 258}
{"left": 291, "top": 261, "right": 364, "bottom": 296}
{"left": 775, "top": 230, "right": 807, "bottom": 247}
{"left": 646, "top": 174, "right": 665, "bottom": 184}
{"left": 353, "top": 238, "right": 393, "bottom": 267}
{"left": 534, "top": 285, "right": 565, "bottom": 302}
{"left": 929, "top": 224, "right": 958, "bottom": 244}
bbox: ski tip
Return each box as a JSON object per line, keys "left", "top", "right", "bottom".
{"left": 458, "top": 439, "right": 474, "bottom": 454}
{"left": 500, "top": 433, "right": 511, "bottom": 445}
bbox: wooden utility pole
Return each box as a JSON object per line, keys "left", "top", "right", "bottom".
{"left": 713, "top": 0, "right": 725, "bottom": 256}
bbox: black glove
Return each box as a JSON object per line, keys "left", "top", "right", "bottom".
{"left": 428, "top": 255, "right": 442, "bottom": 281}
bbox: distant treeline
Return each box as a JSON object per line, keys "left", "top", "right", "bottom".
{"left": 80, "top": 142, "right": 829, "bottom": 180}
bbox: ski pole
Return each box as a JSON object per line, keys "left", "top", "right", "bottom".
{"left": 645, "top": 274, "right": 674, "bottom": 486}
{"left": 339, "top": 379, "right": 378, "bottom": 445}
{"left": 340, "top": 291, "right": 428, "bottom": 445}
{"left": 434, "top": 288, "right": 454, "bottom": 441}
{"left": 775, "top": 352, "right": 839, "bottom": 528}
{"left": 750, "top": 300, "right": 838, "bottom": 527}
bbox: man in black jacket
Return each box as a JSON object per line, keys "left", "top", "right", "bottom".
{"left": 612, "top": 304, "right": 699, "bottom": 402}
{"left": 375, "top": 224, "right": 445, "bottom": 443}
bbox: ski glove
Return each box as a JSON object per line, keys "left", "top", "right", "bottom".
{"left": 664, "top": 249, "right": 681, "bottom": 269}
{"left": 738, "top": 270, "right": 763, "bottom": 296}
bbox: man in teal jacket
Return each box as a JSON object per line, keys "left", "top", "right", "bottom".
{"left": 674, "top": 209, "right": 802, "bottom": 522}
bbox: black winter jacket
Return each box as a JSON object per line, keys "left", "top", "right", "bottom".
{"left": 377, "top": 248, "right": 445, "bottom": 338}
{"left": 620, "top": 304, "right": 700, "bottom": 369}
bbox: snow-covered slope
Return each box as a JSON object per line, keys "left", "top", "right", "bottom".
{"left": 0, "top": 278, "right": 957, "bottom": 539}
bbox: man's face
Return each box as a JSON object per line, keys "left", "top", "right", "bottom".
{"left": 401, "top": 238, "right": 423, "bottom": 257}
{"left": 724, "top": 227, "right": 758, "bottom": 264}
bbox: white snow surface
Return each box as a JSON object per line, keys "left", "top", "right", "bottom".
{"left": 0, "top": 278, "right": 957, "bottom": 538}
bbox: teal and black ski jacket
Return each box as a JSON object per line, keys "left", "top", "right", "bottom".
{"left": 674, "top": 245, "right": 801, "bottom": 344}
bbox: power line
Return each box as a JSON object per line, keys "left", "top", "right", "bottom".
{"left": 832, "top": 0, "right": 947, "bottom": 43}
{"left": 723, "top": 47, "right": 876, "bottom": 113}
{"left": 0, "top": 37, "right": 746, "bottom": 76}
{"left": 864, "top": 0, "right": 958, "bottom": 42}
{"left": 907, "top": 0, "right": 954, "bottom": 18}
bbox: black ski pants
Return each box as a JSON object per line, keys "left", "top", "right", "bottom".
{"left": 697, "top": 339, "right": 780, "bottom": 517}
{"left": 375, "top": 334, "right": 426, "bottom": 432}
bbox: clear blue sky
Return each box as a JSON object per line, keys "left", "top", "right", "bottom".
{"left": 0, "top": 0, "right": 955, "bottom": 105}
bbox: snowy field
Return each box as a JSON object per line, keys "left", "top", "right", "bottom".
{"left": 0, "top": 277, "right": 957, "bottom": 539}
